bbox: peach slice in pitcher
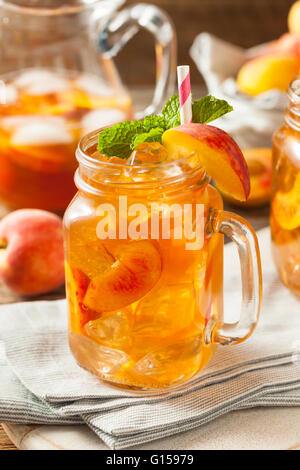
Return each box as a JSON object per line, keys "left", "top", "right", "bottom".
{"left": 84, "top": 240, "right": 162, "bottom": 313}
{"left": 5, "top": 117, "right": 76, "bottom": 173}
{"left": 162, "top": 123, "right": 250, "bottom": 201}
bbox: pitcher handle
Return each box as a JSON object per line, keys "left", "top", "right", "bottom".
{"left": 98, "top": 3, "right": 177, "bottom": 119}
{"left": 205, "top": 209, "right": 262, "bottom": 346}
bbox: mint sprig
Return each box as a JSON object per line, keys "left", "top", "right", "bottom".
{"left": 98, "top": 94, "right": 233, "bottom": 158}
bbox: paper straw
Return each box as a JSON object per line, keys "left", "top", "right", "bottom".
{"left": 177, "top": 65, "right": 193, "bottom": 124}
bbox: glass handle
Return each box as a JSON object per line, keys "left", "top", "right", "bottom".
{"left": 98, "top": 3, "right": 177, "bottom": 118}
{"left": 206, "top": 209, "right": 262, "bottom": 346}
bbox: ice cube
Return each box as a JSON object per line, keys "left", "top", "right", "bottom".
{"left": 14, "top": 69, "right": 69, "bottom": 95}
{"left": 133, "top": 283, "right": 196, "bottom": 340}
{"left": 128, "top": 142, "right": 168, "bottom": 164}
{"left": 133, "top": 335, "right": 203, "bottom": 381}
{"left": 1, "top": 115, "right": 33, "bottom": 130}
{"left": 69, "top": 332, "right": 130, "bottom": 375}
{"left": 1, "top": 115, "right": 66, "bottom": 130}
{"left": 81, "top": 109, "right": 126, "bottom": 134}
{"left": 85, "top": 310, "right": 133, "bottom": 350}
{"left": 14, "top": 69, "right": 57, "bottom": 87}
{"left": 0, "top": 84, "right": 18, "bottom": 105}
{"left": 11, "top": 119, "right": 73, "bottom": 146}
{"left": 26, "top": 78, "right": 69, "bottom": 95}
{"left": 75, "top": 74, "right": 113, "bottom": 97}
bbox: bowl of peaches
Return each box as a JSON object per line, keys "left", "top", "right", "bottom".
{"left": 191, "top": 0, "right": 300, "bottom": 208}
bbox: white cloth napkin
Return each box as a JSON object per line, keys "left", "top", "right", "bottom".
{"left": 190, "top": 33, "right": 287, "bottom": 149}
{"left": 1, "top": 227, "right": 300, "bottom": 449}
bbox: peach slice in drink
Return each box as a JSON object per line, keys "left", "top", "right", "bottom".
{"left": 162, "top": 123, "right": 250, "bottom": 201}
{"left": 272, "top": 172, "right": 300, "bottom": 230}
{"left": 65, "top": 264, "right": 100, "bottom": 334}
{"left": 84, "top": 240, "right": 162, "bottom": 313}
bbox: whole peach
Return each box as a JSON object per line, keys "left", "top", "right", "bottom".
{"left": 0, "top": 209, "right": 65, "bottom": 295}
{"left": 288, "top": 1, "right": 300, "bottom": 36}
{"left": 264, "top": 33, "right": 300, "bottom": 58}
{"left": 237, "top": 54, "right": 300, "bottom": 95}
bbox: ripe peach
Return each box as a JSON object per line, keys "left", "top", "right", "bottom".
{"left": 84, "top": 240, "right": 162, "bottom": 313}
{"left": 162, "top": 123, "right": 250, "bottom": 201}
{"left": 266, "top": 33, "right": 300, "bottom": 58}
{"left": 237, "top": 54, "right": 300, "bottom": 95}
{"left": 288, "top": 1, "right": 300, "bottom": 36}
{"left": 0, "top": 209, "right": 65, "bottom": 295}
{"left": 219, "top": 148, "right": 272, "bottom": 208}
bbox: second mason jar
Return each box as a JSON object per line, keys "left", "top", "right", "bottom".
{"left": 271, "top": 77, "right": 300, "bottom": 298}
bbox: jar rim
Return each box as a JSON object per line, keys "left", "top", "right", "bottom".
{"left": 287, "top": 76, "right": 300, "bottom": 105}
{"left": 76, "top": 126, "right": 209, "bottom": 188}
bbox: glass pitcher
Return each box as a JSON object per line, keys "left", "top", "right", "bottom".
{"left": 0, "top": 0, "right": 176, "bottom": 212}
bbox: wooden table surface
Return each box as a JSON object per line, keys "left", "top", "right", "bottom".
{"left": 0, "top": 425, "right": 16, "bottom": 450}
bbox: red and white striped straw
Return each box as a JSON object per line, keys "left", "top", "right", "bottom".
{"left": 177, "top": 65, "right": 193, "bottom": 125}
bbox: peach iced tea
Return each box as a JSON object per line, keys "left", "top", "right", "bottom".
{"left": 64, "top": 141, "right": 223, "bottom": 389}
{"left": 64, "top": 94, "right": 262, "bottom": 390}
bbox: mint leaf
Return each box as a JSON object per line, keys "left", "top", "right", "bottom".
{"left": 131, "top": 127, "right": 164, "bottom": 149}
{"left": 97, "top": 94, "right": 234, "bottom": 159}
{"left": 192, "top": 95, "right": 233, "bottom": 124}
{"left": 98, "top": 121, "right": 144, "bottom": 158}
{"left": 143, "top": 115, "right": 167, "bottom": 132}
{"left": 162, "top": 94, "right": 181, "bottom": 128}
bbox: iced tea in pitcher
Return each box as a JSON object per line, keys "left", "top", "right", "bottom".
{"left": 64, "top": 94, "right": 262, "bottom": 390}
{"left": 0, "top": 68, "right": 133, "bottom": 211}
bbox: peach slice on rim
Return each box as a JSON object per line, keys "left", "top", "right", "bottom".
{"left": 84, "top": 240, "right": 162, "bottom": 313}
{"left": 218, "top": 148, "right": 272, "bottom": 208}
{"left": 162, "top": 123, "right": 250, "bottom": 201}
